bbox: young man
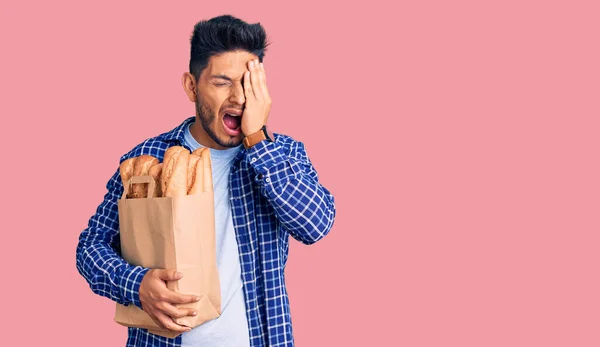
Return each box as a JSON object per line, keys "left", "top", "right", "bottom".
{"left": 76, "top": 15, "right": 336, "bottom": 347}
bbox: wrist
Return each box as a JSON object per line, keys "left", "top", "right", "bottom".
{"left": 243, "top": 125, "right": 273, "bottom": 149}
{"left": 243, "top": 125, "right": 263, "bottom": 137}
{"left": 120, "top": 266, "right": 151, "bottom": 309}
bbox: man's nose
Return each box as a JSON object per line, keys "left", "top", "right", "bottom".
{"left": 230, "top": 83, "right": 245, "bottom": 105}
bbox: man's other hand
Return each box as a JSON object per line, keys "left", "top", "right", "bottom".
{"left": 139, "top": 269, "right": 200, "bottom": 332}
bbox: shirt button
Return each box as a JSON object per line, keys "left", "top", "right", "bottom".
{"left": 265, "top": 177, "right": 271, "bottom": 183}
{"left": 251, "top": 158, "right": 257, "bottom": 163}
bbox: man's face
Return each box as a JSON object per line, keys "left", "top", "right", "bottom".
{"left": 190, "top": 50, "right": 258, "bottom": 149}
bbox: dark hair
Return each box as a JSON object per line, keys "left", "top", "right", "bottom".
{"left": 189, "top": 15, "right": 270, "bottom": 80}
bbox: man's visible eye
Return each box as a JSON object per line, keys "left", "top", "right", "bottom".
{"left": 215, "top": 83, "right": 229, "bottom": 87}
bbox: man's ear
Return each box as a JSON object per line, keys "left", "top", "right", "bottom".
{"left": 182, "top": 72, "right": 197, "bottom": 102}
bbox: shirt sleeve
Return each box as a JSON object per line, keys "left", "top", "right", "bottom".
{"left": 76, "top": 167, "right": 150, "bottom": 309}
{"left": 244, "top": 137, "right": 336, "bottom": 244}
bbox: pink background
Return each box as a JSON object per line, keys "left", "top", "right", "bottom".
{"left": 1, "top": 0, "right": 599, "bottom": 346}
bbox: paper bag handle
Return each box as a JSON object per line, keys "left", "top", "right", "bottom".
{"left": 122, "top": 175, "right": 156, "bottom": 199}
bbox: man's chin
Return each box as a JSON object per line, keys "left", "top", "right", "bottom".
{"left": 214, "top": 135, "right": 243, "bottom": 148}
{"left": 226, "top": 139, "right": 243, "bottom": 148}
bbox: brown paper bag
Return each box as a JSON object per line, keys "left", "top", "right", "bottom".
{"left": 114, "top": 174, "right": 221, "bottom": 338}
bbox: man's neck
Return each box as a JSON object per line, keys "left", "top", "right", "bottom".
{"left": 189, "top": 120, "right": 225, "bottom": 150}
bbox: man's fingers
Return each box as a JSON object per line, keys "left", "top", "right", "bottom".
{"left": 258, "top": 62, "right": 271, "bottom": 102}
{"left": 163, "top": 290, "right": 201, "bottom": 304}
{"left": 259, "top": 62, "right": 266, "bottom": 81}
{"left": 249, "top": 60, "right": 263, "bottom": 100}
{"left": 155, "top": 269, "right": 183, "bottom": 282}
{"left": 243, "top": 71, "right": 253, "bottom": 100}
{"left": 148, "top": 313, "right": 166, "bottom": 330}
{"left": 154, "top": 311, "right": 191, "bottom": 332}
{"left": 142, "top": 303, "right": 166, "bottom": 329}
{"left": 159, "top": 301, "right": 198, "bottom": 319}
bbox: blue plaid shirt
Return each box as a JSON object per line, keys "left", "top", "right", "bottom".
{"left": 76, "top": 117, "right": 336, "bottom": 347}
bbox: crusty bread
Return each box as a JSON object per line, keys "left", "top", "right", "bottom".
{"left": 119, "top": 158, "right": 136, "bottom": 198}
{"left": 148, "top": 163, "right": 163, "bottom": 197}
{"left": 131, "top": 155, "right": 159, "bottom": 198}
{"left": 188, "top": 148, "right": 213, "bottom": 194}
{"left": 162, "top": 146, "right": 190, "bottom": 197}
{"left": 187, "top": 155, "right": 201, "bottom": 194}
{"left": 200, "top": 149, "right": 213, "bottom": 193}
{"left": 191, "top": 148, "right": 205, "bottom": 157}
{"left": 188, "top": 156, "right": 204, "bottom": 195}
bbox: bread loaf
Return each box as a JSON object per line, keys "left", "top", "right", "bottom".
{"left": 200, "top": 148, "right": 213, "bottom": 193}
{"left": 131, "top": 155, "right": 159, "bottom": 198}
{"left": 188, "top": 156, "right": 205, "bottom": 195}
{"left": 191, "top": 148, "right": 205, "bottom": 157}
{"left": 187, "top": 155, "right": 201, "bottom": 194}
{"left": 148, "top": 163, "right": 163, "bottom": 197}
{"left": 119, "top": 158, "right": 136, "bottom": 198}
{"left": 189, "top": 148, "right": 213, "bottom": 194}
{"left": 119, "top": 147, "right": 208, "bottom": 198}
{"left": 162, "top": 146, "right": 190, "bottom": 197}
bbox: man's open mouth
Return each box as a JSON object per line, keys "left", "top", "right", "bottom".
{"left": 222, "top": 111, "right": 242, "bottom": 135}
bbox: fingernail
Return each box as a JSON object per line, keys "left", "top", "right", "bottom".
{"left": 249, "top": 61, "right": 254, "bottom": 67}
{"left": 192, "top": 311, "right": 198, "bottom": 316}
{"left": 195, "top": 296, "right": 200, "bottom": 301}
{"left": 176, "top": 271, "right": 182, "bottom": 277}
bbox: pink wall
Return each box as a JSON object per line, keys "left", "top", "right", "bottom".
{"left": 1, "top": 0, "right": 599, "bottom": 346}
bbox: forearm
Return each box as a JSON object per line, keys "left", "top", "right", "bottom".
{"left": 76, "top": 230, "right": 149, "bottom": 308}
{"left": 246, "top": 138, "right": 336, "bottom": 244}
{"left": 75, "top": 170, "right": 149, "bottom": 308}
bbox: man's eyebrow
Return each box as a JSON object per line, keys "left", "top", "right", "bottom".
{"left": 210, "top": 74, "right": 233, "bottom": 81}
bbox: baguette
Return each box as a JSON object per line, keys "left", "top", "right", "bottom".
{"left": 119, "top": 157, "right": 136, "bottom": 198}
{"left": 131, "top": 155, "right": 159, "bottom": 198}
{"left": 199, "top": 148, "right": 213, "bottom": 193}
{"left": 162, "top": 146, "right": 190, "bottom": 197}
{"left": 191, "top": 148, "right": 205, "bottom": 157}
{"left": 148, "top": 163, "right": 163, "bottom": 197}
{"left": 187, "top": 155, "right": 201, "bottom": 194}
{"left": 188, "top": 156, "right": 204, "bottom": 195}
